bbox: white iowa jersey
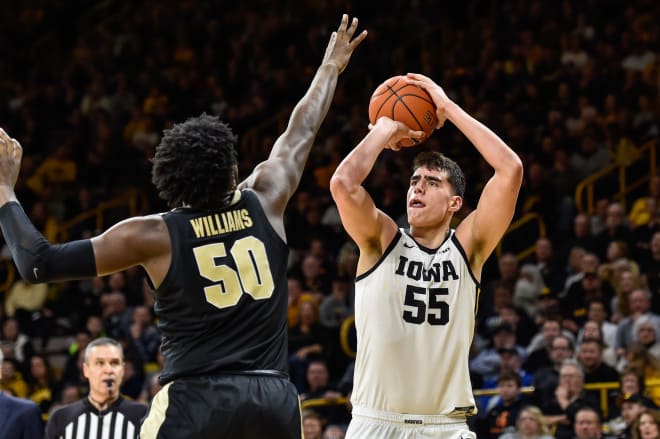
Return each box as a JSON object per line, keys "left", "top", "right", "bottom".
{"left": 351, "top": 229, "right": 479, "bottom": 416}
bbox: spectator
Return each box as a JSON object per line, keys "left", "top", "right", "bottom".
{"left": 631, "top": 314, "right": 660, "bottom": 359}
{"left": 498, "top": 405, "right": 553, "bottom": 439}
{"left": 0, "top": 349, "right": 43, "bottom": 439}
{"left": 594, "top": 202, "right": 635, "bottom": 263}
{"left": 565, "top": 212, "right": 597, "bottom": 260}
{"left": 615, "top": 289, "right": 658, "bottom": 361}
{"left": 541, "top": 359, "right": 600, "bottom": 439}
{"left": 481, "top": 253, "right": 520, "bottom": 319}
{"left": 562, "top": 269, "right": 616, "bottom": 334}
{"left": 470, "top": 322, "right": 527, "bottom": 382}
{"left": 623, "top": 343, "right": 660, "bottom": 407}
{"left": 582, "top": 299, "right": 618, "bottom": 357}
{"left": 563, "top": 252, "right": 601, "bottom": 298}
{"left": 478, "top": 346, "right": 533, "bottom": 417}
{"left": 302, "top": 410, "right": 325, "bottom": 439}
{"left": 577, "top": 320, "right": 617, "bottom": 368}
{"left": 478, "top": 370, "right": 534, "bottom": 438}
{"left": 524, "top": 316, "right": 566, "bottom": 373}
{"left": 532, "top": 334, "right": 575, "bottom": 407}
{"left": 529, "top": 237, "right": 566, "bottom": 294}
{"left": 0, "top": 357, "right": 29, "bottom": 398}
{"left": 319, "top": 277, "right": 352, "bottom": 330}
{"left": 3, "top": 279, "right": 48, "bottom": 335}
{"left": 577, "top": 337, "right": 620, "bottom": 408}
{"left": 632, "top": 410, "right": 660, "bottom": 439}
{"left": 300, "top": 359, "right": 350, "bottom": 429}
{"left": 128, "top": 305, "right": 160, "bottom": 363}
{"left": 26, "top": 354, "right": 58, "bottom": 416}
{"left": 322, "top": 424, "right": 346, "bottom": 439}
{"left": 288, "top": 299, "right": 330, "bottom": 392}
{"left": 514, "top": 263, "right": 546, "bottom": 321}
{"left": 608, "top": 392, "right": 655, "bottom": 439}
{"left": 640, "top": 232, "right": 660, "bottom": 314}
{"left": 0, "top": 317, "right": 34, "bottom": 374}
{"left": 573, "top": 405, "right": 608, "bottom": 439}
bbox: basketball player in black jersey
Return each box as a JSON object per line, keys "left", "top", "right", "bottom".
{"left": 0, "top": 14, "right": 366, "bottom": 439}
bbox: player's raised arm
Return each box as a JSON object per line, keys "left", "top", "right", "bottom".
{"left": 0, "top": 128, "right": 168, "bottom": 284}
{"left": 240, "top": 15, "right": 366, "bottom": 219}
{"left": 330, "top": 118, "right": 424, "bottom": 273}
{"left": 406, "top": 73, "right": 523, "bottom": 272}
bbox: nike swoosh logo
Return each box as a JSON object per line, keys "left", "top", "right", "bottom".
{"left": 403, "top": 243, "right": 414, "bottom": 248}
{"left": 33, "top": 267, "right": 39, "bottom": 279}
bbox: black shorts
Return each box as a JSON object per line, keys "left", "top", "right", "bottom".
{"left": 140, "top": 373, "right": 302, "bottom": 439}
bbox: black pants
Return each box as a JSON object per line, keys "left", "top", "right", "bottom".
{"left": 141, "top": 373, "right": 301, "bottom": 439}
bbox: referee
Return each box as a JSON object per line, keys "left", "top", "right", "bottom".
{"left": 45, "top": 337, "right": 147, "bottom": 439}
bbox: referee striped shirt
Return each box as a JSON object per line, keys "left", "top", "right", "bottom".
{"left": 45, "top": 397, "right": 147, "bottom": 439}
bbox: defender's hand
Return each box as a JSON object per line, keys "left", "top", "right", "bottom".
{"left": 322, "top": 14, "right": 367, "bottom": 74}
{"left": 0, "top": 128, "right": 23, "bottom": 191}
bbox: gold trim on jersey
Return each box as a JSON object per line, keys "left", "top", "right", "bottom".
{"left": 140, "top": 381, "right": 173, "bottom": 439}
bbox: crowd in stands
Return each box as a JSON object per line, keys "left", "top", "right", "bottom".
{"left": 0, "top": 0, "right": 659, "bottom": 437}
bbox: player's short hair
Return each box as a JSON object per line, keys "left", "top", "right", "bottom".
{"left": 412, "top": 151, "right": 465, "bottom": 197}
{"left": 84, "top": 337, "right": 124, "bottom": 364}
{"left": 152, "top": 113, "right": 238, "bottom": 209}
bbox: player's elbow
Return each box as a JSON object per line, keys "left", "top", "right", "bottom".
{"left": 329, "top": 172, "right": 355, "bottom": 201}
{"left": 12, "top": 248, "right": 47, "bottom": 284}
{"left": 503, "top": 153, "right": 524, "bottom": 187}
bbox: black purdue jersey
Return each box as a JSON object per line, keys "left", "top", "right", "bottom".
{"left": 156, "top": 189, "right": 289, "bottom": 384}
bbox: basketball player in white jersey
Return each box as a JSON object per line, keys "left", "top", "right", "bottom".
{"left": 329, "top": 72, "right": 523, "bottom": 439}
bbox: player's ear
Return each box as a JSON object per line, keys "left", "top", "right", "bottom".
{"left": 449, "top": 195, "right": 462, "bottom": 212}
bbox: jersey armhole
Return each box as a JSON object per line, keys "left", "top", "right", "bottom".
{"left": 355, "top": 231, "right": 402, "bottom": 282}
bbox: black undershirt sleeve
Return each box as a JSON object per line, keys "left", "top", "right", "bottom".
{"left": 0, "top": 201, "right": 97, "bottom": 283}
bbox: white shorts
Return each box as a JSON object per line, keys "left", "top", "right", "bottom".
{"left": 345, "top": 406, "right": 477, "bottom": 439}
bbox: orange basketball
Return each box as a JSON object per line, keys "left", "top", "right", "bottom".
{"left": 368, "top": 75, "right": 437, "bottom": 147}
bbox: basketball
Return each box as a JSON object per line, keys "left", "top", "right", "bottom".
{"left": 368, "top": 75, "right": 437, "bottom": 147}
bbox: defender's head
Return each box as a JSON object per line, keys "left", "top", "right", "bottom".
{"left": 152, "top": 113, "right": 238, "bottom": 209}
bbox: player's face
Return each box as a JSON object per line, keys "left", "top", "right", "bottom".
{"left": 406, "top": 167, "right": 460, "bottom": 228}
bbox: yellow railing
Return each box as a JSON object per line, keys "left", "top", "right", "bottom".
{"left": 55, "top": 188, "right": 149, "bottom": 241}
{"left": 301, "top": 396, "right": 349, "bottom": 411}
{"left": 575, "top": 139, "right": 657, "bottom": 215}
{"left": 339, "top": 315, "right": 356, "bottom": 359}
{"left": 496, "top": 212, "right": 547, "bottom": 261}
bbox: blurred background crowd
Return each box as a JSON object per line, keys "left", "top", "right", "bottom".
{"left": 0, "top": 0, "right": 659, "bottom": 438}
